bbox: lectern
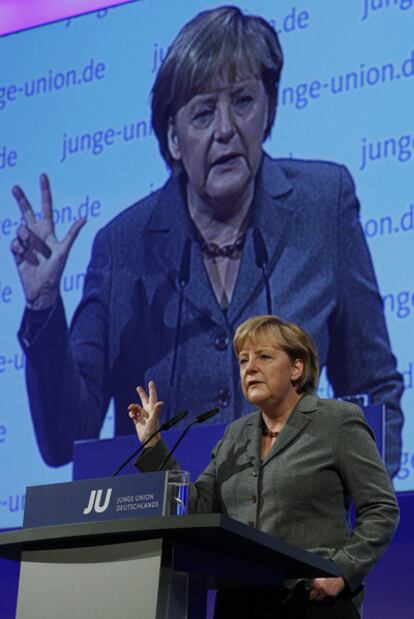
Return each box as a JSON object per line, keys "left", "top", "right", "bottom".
{"left": 0, "top": 512, "right": 340, "bottom": 619}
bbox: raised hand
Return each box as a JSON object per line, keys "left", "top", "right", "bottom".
{"left": 10, "top": 173, "right": 86, "bottom": 310}
{"left": 128, "top": 381, "right": 164, "bottom": 446}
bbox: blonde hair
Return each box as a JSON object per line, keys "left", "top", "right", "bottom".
{"left": 234, "top": 315, "right": 319, "bottom": 394}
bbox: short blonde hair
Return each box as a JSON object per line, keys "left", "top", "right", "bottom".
{"left": 234, "top": 315, "right": 319, "bottom": 394}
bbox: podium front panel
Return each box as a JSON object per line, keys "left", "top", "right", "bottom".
{"left": 16, "top": 539, "right": 167, "bottom": 619}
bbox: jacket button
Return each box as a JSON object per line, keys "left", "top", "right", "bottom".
{"left": 217, "top": 388, "right": 231, "bottom": 408}
{"left": 214, "top": 334, "right": 229, "bottom": 350}
{"left": 251, "top": 495, "right": 257, "bottom": 504}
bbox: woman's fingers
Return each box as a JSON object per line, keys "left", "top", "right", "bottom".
{"left": 61, "top": 216, "right": 86, "bottom": 256}
{"left": 128, "top": 403, "right": 148, "bottom": 423}
{"left": 16, "top": 224, "right": 51, "bottom": 259}
{"left": 12, "top": 185, "right": 37, "bottom": 227}
{"left": 148, "top": 380, "right": 158, "bottom": 407}
{"left": 12, "top": 227, "right": 38, "bottom": 267}
{"left": 10, "top": 237, "right": 26, "bottom": 265}
{"left": 12, "top": 225, "right": 53, "bottom": 266}
{"left": 39, "top": 173, "right": 53, "bottom": 222}
{"left": 16, "top": 224, "right": 30, "bottom": 245}
{"left": 136, "top": 385, "right": 149, "bottom": 408}
{"left": 12, "top": 174, "right": 57, "bottom": 238}
{"left": 129, "top": 383, "right": 163, "bottom": 446}
{"left": 136, "top": 382, "right": 162, "bottom": 416}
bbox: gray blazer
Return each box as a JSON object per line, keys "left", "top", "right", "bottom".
{"left": 139, "top": 394, "right": 399, "bottom": 602}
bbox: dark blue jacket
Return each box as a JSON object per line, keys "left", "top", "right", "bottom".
{"left": 20, "top": 154, "right": 404, "bottom": 473}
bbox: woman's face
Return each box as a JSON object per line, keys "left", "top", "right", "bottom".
{"left": 167, "top": 76, "right": 269, "bottom": 210}
{"left": 238, "top": 335, "right": 303, "bottom": 413}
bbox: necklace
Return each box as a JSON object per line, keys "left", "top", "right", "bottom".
{"left": 195, "top": 230, "right": 247, "bottom": 259}
{"left": 262, "top": 427, "right": 279, "bottom": 439}
{"left": 261, "top": 419, "right": 280, "bottom": 439}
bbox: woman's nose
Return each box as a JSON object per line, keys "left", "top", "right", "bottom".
{"left": 244, "top": 358, "right": 258, "bottom": 373}
{"left": 214, "top": 101, "right": 236, "bottom": 142}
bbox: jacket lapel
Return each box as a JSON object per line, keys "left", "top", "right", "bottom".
{"left": 262, "top": 394, "right": 319, "bottom": 465}
{"left": 146, "top": 175, "right": 226, "bottom": 327}
{"left": 227, "top": 155, "right": 294, "bottom": 326}
{"left": 241, "top": 412, "right": 263, "bottom": 469}
{"left": 146, "top": 154, "right": 295, "bottom": 329}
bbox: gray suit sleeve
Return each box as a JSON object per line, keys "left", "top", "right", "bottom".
{"left": 332, "top": 405, "right": 399, "bottom": 590}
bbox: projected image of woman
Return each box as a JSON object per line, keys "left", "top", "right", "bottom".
{"left": 10, "top": 6, "right": 403, "bottom": 476}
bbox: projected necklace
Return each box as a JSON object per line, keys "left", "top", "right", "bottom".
{"left": 195, "top": 229, "right": 247, "bottom": 259}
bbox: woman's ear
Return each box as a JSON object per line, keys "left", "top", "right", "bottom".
{"left": 167, "top": 118, "right": 182, "bottom": 162}
{"left": 290, "top": 358, "right": 304, "bottom": 382}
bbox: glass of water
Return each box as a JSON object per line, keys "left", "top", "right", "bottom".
{"left": 166, "top": 470, "right": 189, "bottom": 516}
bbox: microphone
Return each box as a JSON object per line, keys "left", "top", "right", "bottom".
{"left": 157, "top": 407, "right": 220, "bottom": 471}
{"left": 195, "top": 408, "right": 221, "bottom": 424}
{"left": 161, "top": 409, "right": 189, "bottom": 431}
{"left": 112, "top": 409, "right": 188, "bottom": 476}
{"left": 253, "top": 228, "right": 273, "bottom": 315}
{"left": 167, "top": 238, "right": 192, "bottom": 419}
{"left": 178, "top": 237, "right": 192, "bottom": 288}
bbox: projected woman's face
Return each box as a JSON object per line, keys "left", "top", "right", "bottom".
{"left": 167, "top": 76, "right": 268, "bottom": 211}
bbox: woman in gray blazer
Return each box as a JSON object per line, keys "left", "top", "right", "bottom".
{"left": 130, "top": 315, "right": 399, "bottom": 618}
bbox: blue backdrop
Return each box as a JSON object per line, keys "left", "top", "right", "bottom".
{"left": 0, "top": 0, "right": 413, "bottom": 531}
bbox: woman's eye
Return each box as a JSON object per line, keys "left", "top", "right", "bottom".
{"left": 234, "top": 95, "right": 254, "bottom": 111}
{"left": 192, "top": 108, "right": 214, "bottom": 128}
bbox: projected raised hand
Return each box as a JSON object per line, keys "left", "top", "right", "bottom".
{"left": 10, "top": 174, "right": 86, "bottom": 310}
{"left": 128, "top": 381, "right": 164, "bottom": 446}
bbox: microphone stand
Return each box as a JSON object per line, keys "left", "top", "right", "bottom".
{"left": 112, "top": 410, "right": 188, "bottom": 476}
{"left": 157, "top": 408, "right": 220, "bottom": 471}
{"left": 167, "top": 238, "right": 192, "bottom": 419}
{"left": 253, "top": 227, "right": 273, "bottom": 315}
